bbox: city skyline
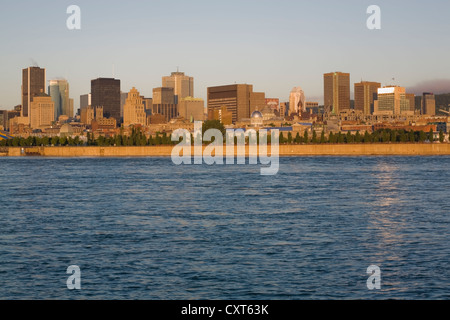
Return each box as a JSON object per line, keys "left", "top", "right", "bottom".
{"left": 1, "top": 0, "right": 450, "bottom": 110}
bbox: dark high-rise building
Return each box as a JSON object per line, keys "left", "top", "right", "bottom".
{"left": 405, "top": 93, "right": 416, "bottom": 113}
{"left": 21, "top": 66, "right": 46, "bottom": 119}
{"left": 91, "top": 78, "right": 121, "bottom": 121}
{"left": 422, "top": 93, "right": 436, "bottom": 116}
{"left": 354, "top": 81, "right": 381, "bottom": 115}
{"left": 324, "top": 72, "right": 350, "bottom": 114}
{"left": 207, "top": 84, "right": 265, "bottom": 124}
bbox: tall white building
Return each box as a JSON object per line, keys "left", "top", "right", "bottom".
{"left": 289, "top": 87, "right": 306, "bottom": 115}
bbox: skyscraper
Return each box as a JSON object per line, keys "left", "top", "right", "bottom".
{"left": 405, "top": 93, "right": 416, "bottom": 113}
{"left": 179, "top": 97, "right": 205, "bottom": 122}
{"left": 80, "top": 94, "right": 92, "bottom": 110}
{"left": 49, "top": 79, "right": 73, "bottom": 119}
{"left": 30, "top": 93, "right": 55, "bottom": 129}
{"left": 162, "top": 71, "right": 194, "bottom": 104}
{"left": 153, "top": 87, "right": 175, "bottom": 105}
{"left": 422, "top": 93, "right": 436, "bottom": 116}
{"left": 123, "top": 87, "right": 146, "bottom": 127}
{"left": 21, "top": 66, "right": 46, "bottom": 120}
{"left": 354, "top": 81, "right": 381, "bottom": 115}
{"left": 289, "top": 87, "right": 306, "bottom": 115}
{"left": 207, "top": 84, "right": 265, "bottom": 124}
{"left": 373, "top": 86, "right": 411, "bottom": 115}
{"left": 324, "top": 72, "right": 350, "bottom": 114}
{"left": 91, "top": 78, "right": 121, "bottom": 122}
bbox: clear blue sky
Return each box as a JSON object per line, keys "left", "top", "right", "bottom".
{"left": 1, "top": 0, "right": 450, "bottom": 110}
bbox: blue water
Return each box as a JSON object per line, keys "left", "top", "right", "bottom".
{"left": 0, "top": 157, "right": 449, "bottom": 300}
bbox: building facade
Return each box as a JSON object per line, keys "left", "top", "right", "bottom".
{"left": 289, "top": 87, "right": 306, "bottom": 115}
{"left": 30, "top": 94, "right": 55, "bottom": 129}
{"left": 153, "top": 87, "right": 175, "bottom": 105}
{"left": 123, "top": 87, "right": 146, "bottom": 127}
{"left": 207, "top": 84, "right": 265, "bottom": 124}
{"left": 91, "top": 78, "right": 121, "bottom": 122}
{"left": 80, "top": 94, "right": 92, "bottom": 110}
{"left": 179, "top": 97, "right": 205, "bottom": 122}
{"left": 373, "top": 86, "right": 411, "bottom": 116}
{"left": 152, "top": 104, "right": 178, "bottom": 123}
{"left": 208, "top": 106, "right": 233, "bottom": 125}
{"left": 162, "top": 71, "right": 194, "bottom": 104}
{"left": 422, "top": 93, "right": 436, "bottom": 116}
{"left": 49, "top": 79, "right": 73, "bottom": 120}
{"left": 22, "top": 66, "right": 46, "bottom": 121}
{"left": 405, "top": 93, "right": 416, "bottom": 113}
{"left": 354, "top": 81, "right": 381, "bottom": 115}
{"left": 324, "top": 72, "right": 350, "bottom": 114}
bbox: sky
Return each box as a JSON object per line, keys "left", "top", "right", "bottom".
{"left": 1, "top": 0, "right": 450, "bottom": 111}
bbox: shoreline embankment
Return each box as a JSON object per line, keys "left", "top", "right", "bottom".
{"left": 3, "top": 144, "right": 450, "bottom": 157}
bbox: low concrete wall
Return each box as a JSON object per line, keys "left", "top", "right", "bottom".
{"left": 5, "top": 144, "right": 450, "bottom": 157}
{"left": 278, "top": 144, "right": 450, "bottom": 156}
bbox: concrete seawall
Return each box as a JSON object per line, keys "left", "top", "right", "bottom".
{"left": 5, "top": 144, "right": 450, "bottom": 157}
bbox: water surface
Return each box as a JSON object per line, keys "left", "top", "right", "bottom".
{"left": 0, "top": 157, "right": 449, "bottom": 299}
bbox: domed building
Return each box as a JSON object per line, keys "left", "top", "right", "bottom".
{"left": 59, "top": 123, "right": 74, "bottom": 137}
{"left": 250, "top": 110, "right": 264, "bottom": 127}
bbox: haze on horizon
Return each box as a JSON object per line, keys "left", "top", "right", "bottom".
{"left": 0, "top": 0, "right": 450, "bottom": 110}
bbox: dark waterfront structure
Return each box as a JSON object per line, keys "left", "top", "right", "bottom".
{"left": 91, "top": 78, "right": 121, "bottom": 122}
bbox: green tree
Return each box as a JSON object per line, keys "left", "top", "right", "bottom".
{"left": 42, "top": 136, "right": 50, "bottom": 146}
{"left": 312, "top": 131, "right": 318, "bottom": 144}
{"left": 303, "top": 130, "right": 309, "bottom": 144}
{"left": 11, "top": 137, "right": 19, "bottom": 147}
{"left": 363, "top": 131, "right": 371, "bottom": 143}
{"left": 202, "top": 120, "right": 226, "bottom": 138}
{"left": 320, "top": 131, "right": 326, "bottom": 144}
{"left": 390, "top": 131, "right": 397, "bottom": 143}
{"left": 328, "top": 132, "right": 335, "bottom": 144}
{"left": 429, "top": 128, "right": 434, "bottom": 143}
{"left": 155, "top": 133, "right": 162, "bottom": 145}
{"left": 439, "top": 130, "right": 444, "bottom": 143}
{"left": 419, "top": 131, "right": 427, "bottom": 142}
{"left": 51, "top": 136, "right": 59, "bottom": 146}
{"left": 147, "top": 136, "right": 154, "bottom": 146}
{"left": 287, "top": 132, "right": 293, "bottom": 144}
{"left": 294, "top": 132, "right": 301, "bottom": 144}
{"left": 400, "top": 131, "right": 407, "bottom": 143}
{"left": 345, "top": 132, "right": 353, "bottom": 144}
{"left": 382, "top": 131, "right": 390, "bottom": 143}
{"left": 409, "top": 130, "right": 416, "bottom": 143}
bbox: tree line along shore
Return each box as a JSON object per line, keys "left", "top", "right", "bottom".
{"left": 0, "top": 127, "right": 448, "bottom": 148}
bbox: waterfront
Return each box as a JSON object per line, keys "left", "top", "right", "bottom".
{"left": 5, "top": 143, "right": 450, "bottom": 157}
{"left": 0, "top": 157, "right": 449, "bottom": 300}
